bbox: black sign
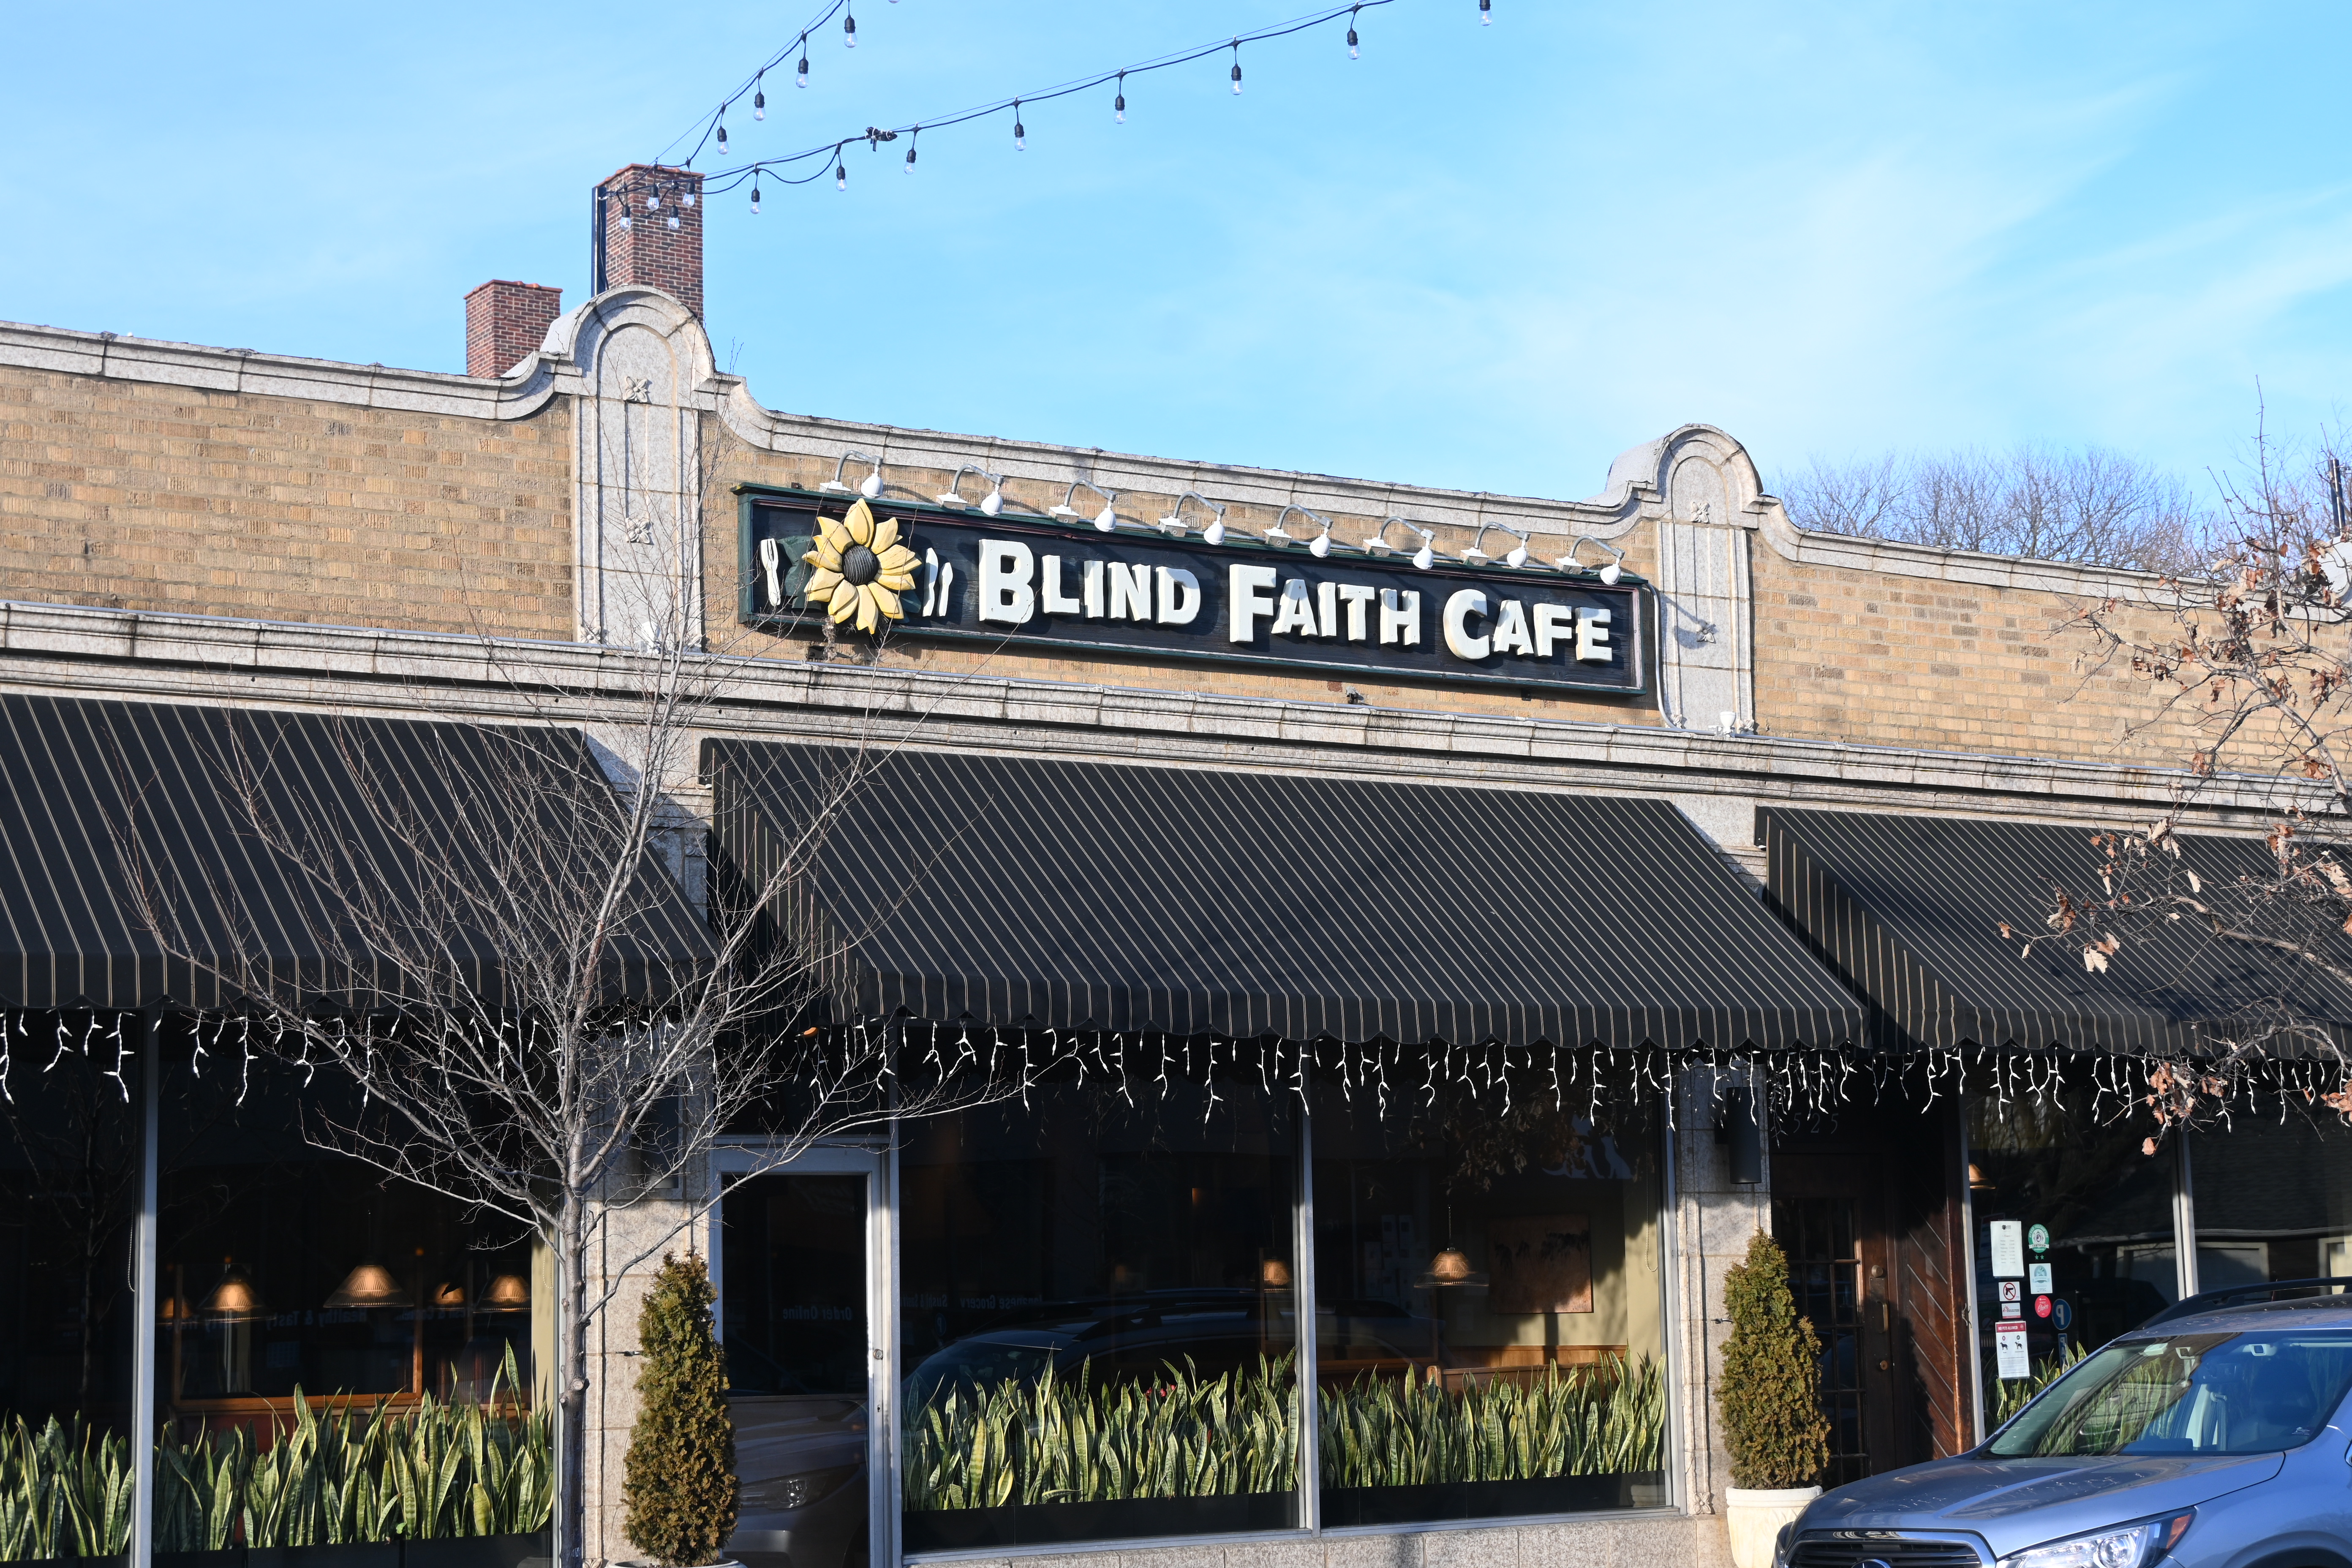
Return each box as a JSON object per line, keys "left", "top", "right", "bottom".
{"left": 737, "top": 490, "right": 1647, "bottom": 697}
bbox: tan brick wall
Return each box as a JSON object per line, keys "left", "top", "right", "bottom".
{"left": 0, "top": 362, "right": 573, "bottom": 637}
{"left": 1748, "top": 546, "right": 2205, "bottom": 770}
{"left": 1, "top": 360, "right": 2218, "bottom": 769}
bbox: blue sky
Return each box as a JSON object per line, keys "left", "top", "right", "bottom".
{"left": 3, "top": 2, "right": 2345, "bottom": 504}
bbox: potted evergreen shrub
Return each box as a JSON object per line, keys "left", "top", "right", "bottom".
{"left": 623, "top": 1252, "right": 740, "bottom": 1568}
{"left": 1716, "top": 1230, "right": 1832, "bottom": 1568}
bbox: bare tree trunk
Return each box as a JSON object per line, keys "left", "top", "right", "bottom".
{"left": 558, "top": 1188, "right": 591, "bottom": 1568}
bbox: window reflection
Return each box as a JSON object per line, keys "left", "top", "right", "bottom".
{"left": 163, "top": 1057, "right": 539, "bottom": 1419}
{"left": 0, "top": 1021, "right": 138, "bottom": 1561}
{"left": 1969, "top": 1070, "right": 2177, "bottom": 1427}
{"left": 1310, "top": 1079, "right": 1668, "bottom": 1525}
{"left": 2188, "top": 1115, "right": 2352, "bottom": 1291}
{"left": 897, "top": 1076, "right": 1299, "bottom": 1552}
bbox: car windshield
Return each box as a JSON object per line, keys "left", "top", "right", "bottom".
{"left": 1988, "top": 1328, "right": 2352, "bottom": 1457}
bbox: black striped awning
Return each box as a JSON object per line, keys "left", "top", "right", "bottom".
{"left": 705, "top": 741, "right": 1867, "bottom": 1051}
{"left": 0, "top": 694, "right": 711, "bottom": 1010}
{"left": 1760, "top": 807, "right": 2352, "bottom": 1055}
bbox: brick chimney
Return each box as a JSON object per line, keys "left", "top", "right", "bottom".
{"left": 594, "top": 164, "right": 705, "bottom": 320}
{"left": 463, "top": 280, "right": 564, "bottom": 378}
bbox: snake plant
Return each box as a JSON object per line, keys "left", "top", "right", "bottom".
{"left": 0, "top": 1349, "right": 551, "bottom": 1560}
{"left": 904, "top": 1355, "right": 1298, "bottom": 1511}
{"left": 1318, "top": 1354, "right": 1665, "bottom": 1489}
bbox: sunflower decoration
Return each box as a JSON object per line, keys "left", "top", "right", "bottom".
{"left": 801, "top": 498, "right": 920, "bottom": 634}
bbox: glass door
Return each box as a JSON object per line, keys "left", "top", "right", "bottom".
{"left": 715, "top": 1146, "right": 891, "bottom": 1568}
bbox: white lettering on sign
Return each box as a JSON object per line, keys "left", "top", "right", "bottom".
{"left": 1271, "top": 578, "right": 1320, "bottom": 637}
{"left": 1107, "top": 561, "right": 1152, "bottom": 621}
{"left": 839, "top": 525, "right": 1625, "bottom": 681}
{"left": 1041, "top": 554, "right": 1084, "bottom": 616}
{"left": 1155, "top": 566, "right": 1202, "bottom": 626}
{"left": 1443, "top": 589, "right": 1490, "bottom": 659}
{"left": 1576, "top": 607, "right": 1613, "bottom": 662}
{"left": 1490, "top": 599, "right": 1534, "bottom": 657}
{"left": 1378, "top": 588, "right": 1420, "bottom": 645}
{"left": 978, "top": 539, "right": 1035, "bottom": 624}
{"left": 1229, "top": 563, "right": 1279, "bottom": 643}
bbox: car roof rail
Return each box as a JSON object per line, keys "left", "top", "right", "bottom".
{"left": 2141, "top": 1277, "right": 2352, "bottom": 1328}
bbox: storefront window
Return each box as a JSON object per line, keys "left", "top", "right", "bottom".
{"left": 1969, "top": 1068, "right": 2178, "bottom": 1429}
{"left": 0, "top": 1017, "right": 139, "bottom": 1560}
{"left": 2188, "top": 1112, "right": 2352, "bottom": 1291}
{"left": 153, "top": 1043, "right": 553, "bottom": 1558}
{"left": 896, "top": 1072, "right": 1300, "bottom": 1552}
{"left": 1309, "top": 1075, "right": 1668, "bottom": 1525}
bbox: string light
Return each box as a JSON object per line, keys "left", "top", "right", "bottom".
{"left": 703, "top": 3, "right": 1404, "bottom": 208}
{"left": 904, "top": 127, "right": 918, "bottom": 172}
{"left": 754, "top": 74, "right": 766, "bottom": 120}
{"left": 716, "top": 120, "right": 728, "bottom": 154}
{"left": 1479, "top": 0, "right": 1492, "bottom": 21}
{"left": 835, "top": 157, "right": 847, "bottom": 190}
{"left": 843, "top": 5, "right": 858, "bottom": 47}
{"left": 750, "top": 183, "right": 761, "bottom": 213}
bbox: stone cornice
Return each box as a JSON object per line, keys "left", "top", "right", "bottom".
{"left": 0, "top": 597, "right": 2311, "bottom": 830}
{"left": 0, "top": 318, "right": 565, "bottom": 421}
{"left": 1748, "top": 490, "right": 2168, "bottom": 600}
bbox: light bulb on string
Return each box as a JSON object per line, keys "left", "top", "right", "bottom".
{"left": 754, "top": 75, "right": 765, "bottom": 120}
{"left": 666, "top": 212, "right": 680, "bottom": 230}
{"left": 1479, "top": 0, "right": 1492, "bottom": 21}
{"left": 618, "top": 211, "right": 633, "bottom": 231}
{"left": 796, "top": 36, "right": 809, "bottom": 86}
{"left": 681, "top": 189, "right": 695, "bottom": 208}
{"left": 750, "top": 184, "right": 761, "bottom": 214}
{"left": 904, "top": 128, "right": 918, "bottom": 172}
{"left": 1013, "top": 100, "right": 1025, "bottom": 150}
{"left": 1348, "top": 5, "right": 1361, "bottom": 55}
{"left": 835, "top": 158, "right": 847, "bottom": 191}
{"left": 1230, "top": 41, "right": 1243, "bottom": 94}
{"left": 646, "top": 192, "right": 659, "bottom": 211}
{"left": 1114, "top": 71, "right": 1126, "bottom": 124}
{"left": 716, "top": 121, "right": 728, "bottom": 154}
{"left": 843, "top": 7, "right": 856, "bottom": 46}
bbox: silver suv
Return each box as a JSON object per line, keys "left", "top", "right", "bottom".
{"left": 1779, "top": 1298, "right": 2352, "bottom": 1568}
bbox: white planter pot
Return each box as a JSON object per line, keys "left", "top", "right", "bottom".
{"left": 1723, "top": 1484, "right": 1822, "bottom": 1568}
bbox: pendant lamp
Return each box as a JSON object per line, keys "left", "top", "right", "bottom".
{"left": 1419, "top": 1246, "right": 1489, "bottom": 1289}
{"left": 432, "top": 1281, "right": 466, "bottom": 1308}
{"left": 324, "top": 1260, "right": 406, "bottom": 1309}
{"left": 202, "top": 1258, "right": 270, "bottom": 1321}
{"left": 483, "top": 1273, "right": 531, "bottom": 1309}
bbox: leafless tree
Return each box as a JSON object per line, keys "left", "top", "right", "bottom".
{"left": 1780, "top": 444, "right": 2214, "bottom": 575}
{"left": 110, "top": 599, "right": 1038, "bottom": 1568}
{"left": 2014, "top": 421, "right": 2352, "bottom": 1146}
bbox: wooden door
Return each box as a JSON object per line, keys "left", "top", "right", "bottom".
{"left": 1772, "top": 1099, "right": 1971, "bottom": 1479}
